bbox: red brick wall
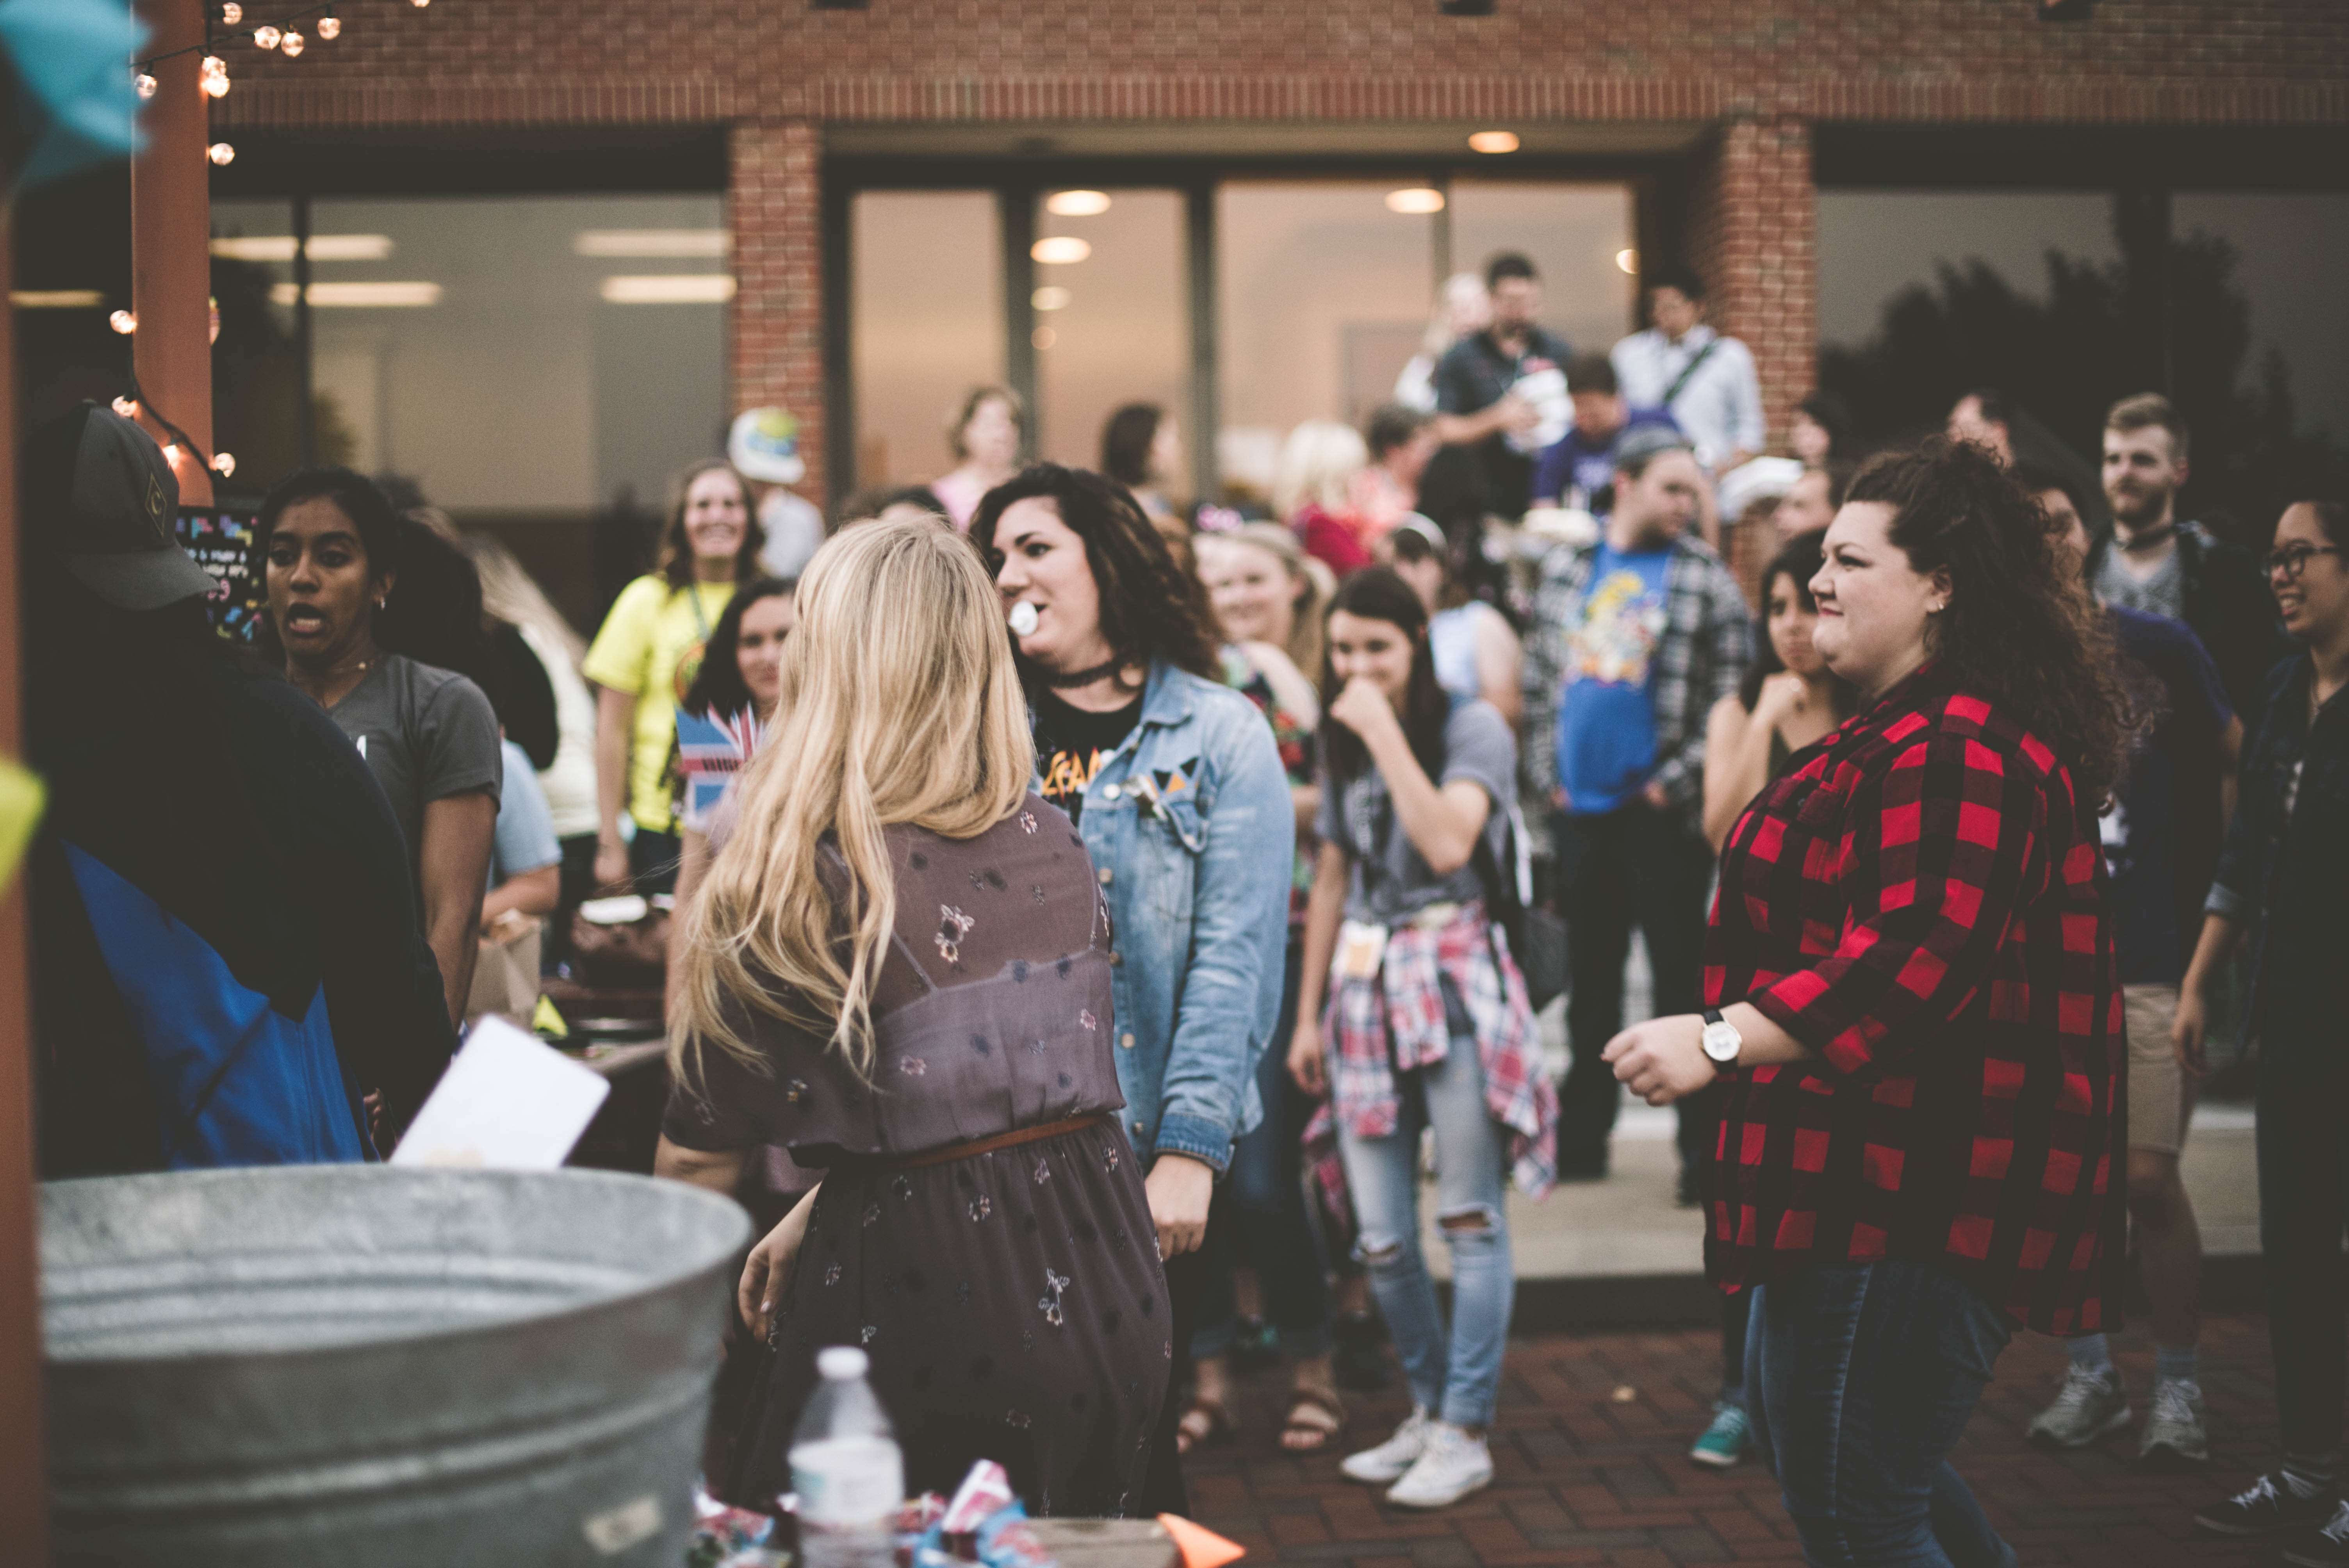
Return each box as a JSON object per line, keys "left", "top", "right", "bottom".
{"left": 1683, "top": 115, "right": 1816, "bottom": 455}
{"left": 731, "top": 121, "right": 826, "bottom": 502}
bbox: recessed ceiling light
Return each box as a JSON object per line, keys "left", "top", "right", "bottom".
{"left": 1616, "top": 249, "right": 1639, "bottom": 275}
{"left": 269, "top": 281, "right": 442, "bottom": 307}
{"left": 1385, "top": 188, "right": 1445, "bottom": 215}
{"left": 1044, "top": 191, "right": 1111, "bottom": 217}
{"left": 213, "top": 234, "right": 394, "bottom": 262}
{"left": 1468, "top": 131, "right": 1520, "bottom": 154}
{"left": 1030, "top": 236, "right": 1092, "bottom": 264}
{"left": 1032, "top": 286, "right": 1072, "bottom": 311}
{"left": 10, "top": 290, "right": 105, "bottom": 308}
{"left": 599, "top": 275, "right": 738, "bottom": 304}
{"left": 575, "top": 230, "right": 728, "bottom": 258}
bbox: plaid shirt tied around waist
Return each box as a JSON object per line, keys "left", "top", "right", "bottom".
{"left": 1706, "top": 665, "right": 2125, "bottom": 1335}
{"left": 1306, "top": 901, "right": 1559, "bottom": 1198}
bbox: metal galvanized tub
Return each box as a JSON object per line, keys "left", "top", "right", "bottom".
{"left": 40, "top": 1165, "right": 750, "bottom": 1567}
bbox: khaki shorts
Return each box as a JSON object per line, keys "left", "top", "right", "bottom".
{"left": 2124, "top": 984, "right": 2195, "bottom": 1157}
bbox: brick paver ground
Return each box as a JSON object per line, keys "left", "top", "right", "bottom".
{"left": 1187, "top": 1309, "right": 2308, "bottom": 1567}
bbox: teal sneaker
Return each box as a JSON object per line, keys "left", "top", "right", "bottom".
{"left": 1689, "top": 1401, "right": 1751, "bottom": 1468}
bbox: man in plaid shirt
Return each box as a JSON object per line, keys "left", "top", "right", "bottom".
{"left": 1521, "top": 425, "right": 1751, "bottom": 1179}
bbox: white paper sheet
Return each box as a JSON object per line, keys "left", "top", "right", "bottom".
{"left": 387, "top": 1014, "right": 612, "bottom": 1171}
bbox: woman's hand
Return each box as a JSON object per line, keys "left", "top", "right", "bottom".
{"left": 1326, "top": 677, "right": 1400, "bottom": 745}
{"left": 738, "top": 1192, "right": 816, "bottom": 1341}
{"left": 593, "top": 837, "right": 631, "bottom": 893}
{"left": 1754, "top": 670, "right": 1810, "bottom": 726}
{"left": 1289, "top": 1016, "right": 1327, "bottom": 1096}
{"left": 1603, "top": 1014, "right": 1717, "bottom": 1106}
{"left": 2171, "top": 987, "right": 2211, "bottom": 1078}
{"left": 1144, "top": 1152, "right": 1215, "bottom": 1258}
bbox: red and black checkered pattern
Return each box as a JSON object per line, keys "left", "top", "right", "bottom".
{"left": 1703, "top": 663, "right": 2126, "bottom": 1335}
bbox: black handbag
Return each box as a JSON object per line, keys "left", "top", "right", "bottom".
{"left": 1470, "top": 803, "right": 1566, "bottom": 1013}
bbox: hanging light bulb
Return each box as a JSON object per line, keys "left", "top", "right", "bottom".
{"left": 203, "top": 68, "right": 231, "bottom": 97}
{"left": 253, "top": 25, "right": 281, "bottom": 49}
{"left": 212, "top": 452, "right": 237, "bottom": 478}
{"left": 279, "top": 29, "right": 303, "bottom": 55}
{"left": 135, "top": 72, "right": 157, "bottom": 98}
{"left": 411, "top": 0, "right": 430, "bottom": 8}
{"left": 162, "top": 444, "right": 182, "bottom": 464}
{"left": 208, "top": 141, "right": 236, "bottom": 166}
{"left": 202, "top": 53, "right": 225, "bottom": 76}
{"left": 221, "top": 1, "right": 242, "bottom": 20}
{"left": 317, "top": 14, "right": 340, "bottom": 38}
{"left": 111, "top": 397, "right": 138, "bottom": 419}
{"left": 109, "top": 310, "right": 137, "bottom": 335}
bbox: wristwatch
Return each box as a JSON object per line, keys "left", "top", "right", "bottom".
{"left": 1700, "top": 1007, "right": 1743, "bottom": 1067}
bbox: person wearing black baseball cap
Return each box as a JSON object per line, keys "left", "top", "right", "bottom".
{"left": 24, "top": 404, "right": 456, "bottom": 1174}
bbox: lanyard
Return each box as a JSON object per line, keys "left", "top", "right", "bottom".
{"left": 685, "top": 583, "right": 712, "bottom": 640}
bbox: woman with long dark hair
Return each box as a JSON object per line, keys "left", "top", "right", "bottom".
{"left": 584, "top": 458, "right": 766, "bottom": 896}
{"left": 1606, "top": 437, "right": 2128, "bottom": 1564}
{"left": 1100, "top": 403, "right": 1184, "bottom": 521}
{"left": 256, "top": 467, "right": 504, "bottom": 1026}
{"left": 1289, "top": 566, "right": 1558, "bottom": 1511}
{"left": 971, "top": 464, "right": 1293, "bottom": 1515}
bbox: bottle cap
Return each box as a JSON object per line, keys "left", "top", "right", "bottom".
{"left": 816, "top": 1346, "right": 869, "bottom": 1380}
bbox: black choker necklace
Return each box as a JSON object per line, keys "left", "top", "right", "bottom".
{"left": 1044, "top": 657, "right": 1130, "bottom": 690}
{"left": 2117, "top": 520, "right": 2177, "bottom": 552}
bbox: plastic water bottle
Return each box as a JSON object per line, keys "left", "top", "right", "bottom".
{"left": 789, "top": 1346, "right": 903, "bottom": 1568}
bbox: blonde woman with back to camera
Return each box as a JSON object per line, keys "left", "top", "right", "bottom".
{"left": 654, "top": 519, "right": 1167, "bottom": 1515}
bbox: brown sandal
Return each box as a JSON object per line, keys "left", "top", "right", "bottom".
{"left": 1279, "top": 1386, "right": 1347, "bottom": 1452}
{"left": 1174, "top": 1396, "right": 1231, "bottom": 1456}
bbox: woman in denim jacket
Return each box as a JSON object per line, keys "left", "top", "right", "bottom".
{"left": 971, "top": 465, "right": 1295, "bottom": 1515}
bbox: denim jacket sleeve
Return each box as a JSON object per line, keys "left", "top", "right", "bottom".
{"left": 1153, "top": 693, "right": 1296, "bottom": 1170}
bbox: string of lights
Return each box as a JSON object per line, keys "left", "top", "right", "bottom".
{"left": 134, "top": 0, "right": 436, "bottom": 99}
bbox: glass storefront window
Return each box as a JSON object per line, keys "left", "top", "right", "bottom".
{"left": 2173, "top": 192, "right": 2349, "bottom": 444}
{"left": 1447, "top": 181, "right": 1636, "bottom": 369}
{"left": 1215, "top": 182, "right": 1437, "bottom": 502}
{"left": 850, "top": 190, "right": 1004, "bottom": 493}
{"left": 1815, "top": 189, "right": 2119, "bottom": 355}
{"left": 1033, "top": 189, "right": 1188, "bottom": 479}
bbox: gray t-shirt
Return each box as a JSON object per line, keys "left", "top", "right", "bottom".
{"left": 328, "top": 654, "right": 502, "bottom": 906}
{"left": 2095, "top": 536, "right": 2185, "bottom": 623}
{"left": 1318, "top": 698, "right": 1517, "bottom": 924}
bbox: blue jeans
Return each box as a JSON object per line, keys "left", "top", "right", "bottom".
{"left": 1195, "top": 941, "right": 1334, "bottom": 1360}
{"left": 1335, "top": 996, "right": 1512, "bottom": 1429}
{"left": 1746, "top": 1261, "right": 2016, "bottom": 1568}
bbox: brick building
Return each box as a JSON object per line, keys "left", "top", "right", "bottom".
{"left": 23, "top": 0, "right": 2343, "bottom": 613}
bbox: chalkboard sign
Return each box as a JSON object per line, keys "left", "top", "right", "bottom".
{"left": 175, "top": 505, "right": 266, "bottom": 642}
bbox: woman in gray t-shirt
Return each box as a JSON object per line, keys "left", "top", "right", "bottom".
{"left": 259, "top": 469, "right": 501, "bottom": 1027}
{"left": 1289, "top": 567, "right": 1556, "bottom": 1512}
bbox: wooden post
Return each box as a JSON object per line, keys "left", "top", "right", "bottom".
{"left": 0, "top": 197, "right": 52, "bottom": 1568}
{"left": 131, "top": 0, "right": 214, "bottom": 506}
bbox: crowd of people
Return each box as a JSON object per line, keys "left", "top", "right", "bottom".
{"left": 21, "top": 243, "right": 2349, "bottom": 1568}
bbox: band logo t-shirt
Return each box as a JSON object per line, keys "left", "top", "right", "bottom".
{"left": 1554, "top": 543, "right": 1671, "bottom": 814}
{"left": 1032, "top": 688, "right": 1143, "bottom": 823}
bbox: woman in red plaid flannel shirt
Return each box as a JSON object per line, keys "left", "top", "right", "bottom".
{"left": 1606, "top": 438, "right": 2130, "bottom": 1568}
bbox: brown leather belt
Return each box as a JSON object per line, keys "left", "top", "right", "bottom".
{"left": 832, "top": 1111, "right": 1112, "bottom": 1176}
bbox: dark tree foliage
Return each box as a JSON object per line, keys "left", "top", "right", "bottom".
{"left": 1821, "top": 207, "right": 2347, "bottom": 549}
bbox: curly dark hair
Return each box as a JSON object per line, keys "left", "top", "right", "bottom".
{"left": 1319, "top": 567, "right": 1450, "bottom": 786}
{"left": 968, "top": 463, "right": 1220, "bottom": 688}
{"left": 1846, "top": 436, "right": 2132, "bottom": 804}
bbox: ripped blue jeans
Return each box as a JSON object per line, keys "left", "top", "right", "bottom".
{"left": 1333, "top": 984, "right": 1512, "bottom": 1429}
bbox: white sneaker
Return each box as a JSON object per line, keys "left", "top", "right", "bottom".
{"left": 1340, "top": 1407, "right": 1435, "bottom": 1484}
{"left": 1385, "top": 1422, "right": 1494, "bottom": 1509}
{"left": 2026, "top": 1363, "right": 2131, "bottom": 1447}
{"left": 2139, "top": 1377, "right": 2209, "bottom": 1467}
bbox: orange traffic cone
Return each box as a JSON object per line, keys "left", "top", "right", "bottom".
{"left": 1157, "top": 1513, "right": 1245, "bottom": 1568}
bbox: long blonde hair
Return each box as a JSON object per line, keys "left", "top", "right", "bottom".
{"left": 1272, "top": 420, "right": 1368, "bottom": 520}
{"left": 669, "top": 518, "right": 1035, "bottom": 1086}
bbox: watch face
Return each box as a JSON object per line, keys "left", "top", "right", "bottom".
{"left": 1702, "top": 1022, "right": 1741, "bottom": 1063}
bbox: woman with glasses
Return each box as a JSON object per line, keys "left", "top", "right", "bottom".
{"left": 2181, "top": 499, "right": 2349, "bottom": 1559}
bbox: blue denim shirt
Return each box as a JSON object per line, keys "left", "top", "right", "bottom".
{"left": 1036, "top": 661, "right": 1295, "bottom": 1173}
{"left": 2205, "top": 653, "right": 2349, "bottom": 1061}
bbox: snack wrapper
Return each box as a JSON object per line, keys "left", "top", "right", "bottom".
{"left": 941, "top": 1460, "right": 1015, "bottom": 1534}
{"left": 976, "top": 1499, "right": 1055, "bottom": 1568}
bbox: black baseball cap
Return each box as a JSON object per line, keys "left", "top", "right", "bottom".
{"left": 23, "top": 403, "right": 216, "bottom": 611}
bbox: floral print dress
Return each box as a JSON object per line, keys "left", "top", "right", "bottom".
{"left": 663, "top": 793, "right": 1166, "bottom": 1515}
